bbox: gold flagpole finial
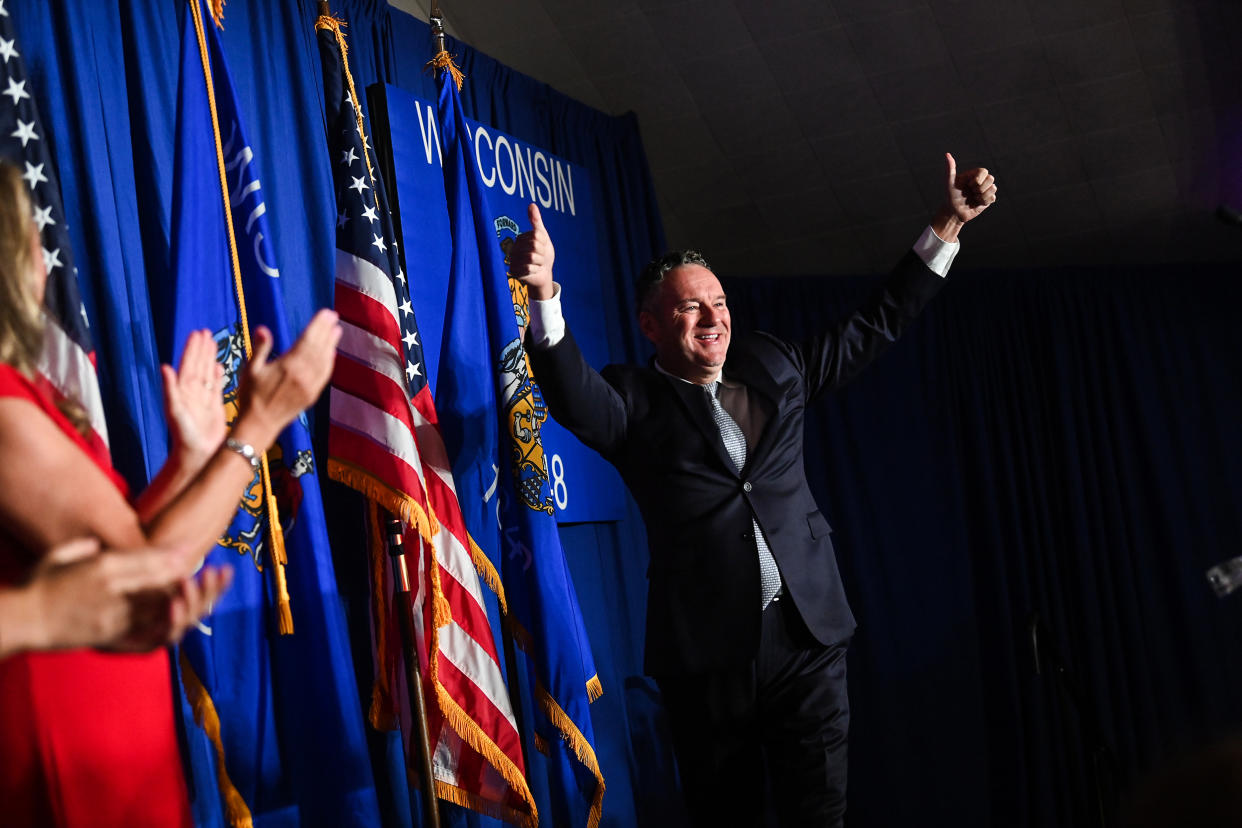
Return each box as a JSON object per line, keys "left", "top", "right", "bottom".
{"left": 425, "top": 2, "right": 464, "bottom": 91}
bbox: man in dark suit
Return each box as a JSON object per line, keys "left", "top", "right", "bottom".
{"left": 511, "top": 153, "right": 997, "bottom": 826}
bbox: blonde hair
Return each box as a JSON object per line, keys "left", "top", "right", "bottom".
{"left": 0, "top": 161, "right": 91, "bottom": 436}
{"left": 0, "top": 161, "right": 44, "bottom": 377}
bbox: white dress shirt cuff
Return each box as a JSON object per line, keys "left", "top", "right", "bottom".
{"left": 527, "top": 282, "right": 566, "bottom": 348}
{"left": 913, "top": 225, "right": 959, "bottom": 278}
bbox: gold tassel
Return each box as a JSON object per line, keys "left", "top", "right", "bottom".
{"left": 313, "top": 11, "right": 347, "bottom": 36}
{"left": 180, "top": 651, "right": 254, "bottom": 828}
{"left": 425, "top": 49, "right": 464, "bottom": 92}
{"left": 266, "top": 491, "right": 293, "bottom": 634}
{"left": 272, "top": 561, "right": 294, "bottom": 635}
{"left": 208, "top": 0, "right": 225, "bottom": 29}
{"left": 586, "top": 674, "right": 604, "bottom": 703}
{"left": 266, "top": 493, "right": 287, "bottom": 566}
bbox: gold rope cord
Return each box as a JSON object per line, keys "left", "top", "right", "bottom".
{"left": 189, "top": 0, "right": 293, "bottom": 633}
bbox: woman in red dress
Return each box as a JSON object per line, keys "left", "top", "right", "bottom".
{"left": 0, "top": 161, "right": 341, "bottom": 825}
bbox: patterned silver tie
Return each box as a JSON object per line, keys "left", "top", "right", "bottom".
{"left": 705, "top": 382, "right": 783, "bottom": 609}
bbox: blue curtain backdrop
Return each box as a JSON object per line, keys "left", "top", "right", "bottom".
{"left": 724, "top": 263, "right": 1242, "bottom": 827}
{"left": 14, "top": 2, "right": 665, "bottom": 826}
{"left": 13, "top": 0, "right": 1242, "bottom": 826}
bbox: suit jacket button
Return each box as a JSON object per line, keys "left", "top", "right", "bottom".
{"left": 742, "top": 481, "right": 753, "bottom": 492}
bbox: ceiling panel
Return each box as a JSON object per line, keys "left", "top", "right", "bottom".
{"left": 392, "top": 0, "right": 1242, "bottom": 276}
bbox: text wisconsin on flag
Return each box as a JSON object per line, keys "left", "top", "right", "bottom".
{"left": 315, "top": 14, "right": 536, "bottom": 825}
{"left": 0, "top": 5, "right": 108, "bottom": 453}
{"left": 431, "top": 45, "right": 606, "bottom": 828}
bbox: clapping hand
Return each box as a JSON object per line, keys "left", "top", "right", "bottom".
{"left": 23, "top": 539, "right": 232, "bottom": 653}
{"left": 237, "top": 309, "right": 341, "bottom": 447}
{"left": 163, "top": 329, "right": 227, "bottom": 471}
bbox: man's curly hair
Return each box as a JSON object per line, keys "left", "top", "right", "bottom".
{"left": 635, "top": 249, "right": 713, "bottom": 315}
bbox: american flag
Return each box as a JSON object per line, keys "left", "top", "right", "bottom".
{"left": 315, "top": 14, "right": 536, "bottom": 826}
{"left": 0, "top": 5, "right": 108, "bottom": 452}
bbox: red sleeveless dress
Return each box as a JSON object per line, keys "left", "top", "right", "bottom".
{"left": 0, "top": 365, "right": 191, "bottom": 827}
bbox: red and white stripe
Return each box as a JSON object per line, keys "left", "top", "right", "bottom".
{"left": 38, "top": 318, "right": 109, "bottom": 454}
{"left": 329, "top": 249, "right": 531, "bottom": 818}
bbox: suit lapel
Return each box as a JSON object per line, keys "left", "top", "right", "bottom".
{"left": 657, "top": 371, "right": 741, "bottom": 476}
{"left": 722, "top": 351, "right": 782, "bottom": 463}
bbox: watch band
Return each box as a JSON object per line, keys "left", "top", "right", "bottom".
{"left": 224, "top": 437, "right": 260, "bottom": 470}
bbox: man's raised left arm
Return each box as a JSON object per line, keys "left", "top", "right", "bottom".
{"left": 798, "top": 152, "right": 997, "bottom": 398}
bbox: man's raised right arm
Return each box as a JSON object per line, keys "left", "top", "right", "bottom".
{"left": 512, "top": 204, "right": 628, "bottom": 457}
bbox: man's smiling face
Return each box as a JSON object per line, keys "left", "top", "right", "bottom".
{"left": 639, "top": 263, "right": 730, "bottom": 384}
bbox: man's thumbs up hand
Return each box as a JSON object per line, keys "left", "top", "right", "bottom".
{"left": 510, "top": 203, "right": 556, "bottom": 301}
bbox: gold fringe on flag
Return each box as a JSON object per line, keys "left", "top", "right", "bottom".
{"left": 467, "top": 535, "right": 507, "bottom": 616}
{"left": 533, "top": 680, "right": 606, "bottom": 828}
{"left": 501, "top": 617, "right": 607, "bottom": 820}
{"left": 208, "top": 0, "right": 225, "bottom": 29}
{"left": 425, "top": 521, "right": 539, "bottom": 827}
{"left": 429, "top": 776, "right": 535, "bottom": 828}
{"left": 315, "top": 12, "right": 375, "bottom": 183}
{"left": 180, "top": 651, "right": 254, "bottom": 828}
{"left": 326, "top": 459, "right": 435, "bottom": 546}
{"left": 316, "top": 10, "right": 534, "bottom": 822}
{"left": 189, "top": 0, "right": 293, "bottom": 634}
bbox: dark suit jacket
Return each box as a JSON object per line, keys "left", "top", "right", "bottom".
{"left": 528, "top": 252, "right": 944, "bottom": 676}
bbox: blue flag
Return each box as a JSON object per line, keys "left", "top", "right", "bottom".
{"left": 433, "top": 63, "right": 606, "bottom": 826}
{"left": 167, "top": 3, "right": 381, "bottom": 825}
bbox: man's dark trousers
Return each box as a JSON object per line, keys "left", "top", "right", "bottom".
{"left": 657, "top": 595, "right": 849, "bottom": 828}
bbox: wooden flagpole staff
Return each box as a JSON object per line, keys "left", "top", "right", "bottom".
{"left": 386, "top": 517, "right": 442, "bottom": 828}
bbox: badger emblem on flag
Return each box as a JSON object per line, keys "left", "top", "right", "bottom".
{"left": 495, "top": 215, "right": 556, "bottom": 517}
{"left": 498, "top": 337, "right": 554, "bottom": 516}
{"left": 208, "top": 322, "right": 309, "bottom": 568}
{"left": 496, "top": 215, "right": 528, "bottom": 331}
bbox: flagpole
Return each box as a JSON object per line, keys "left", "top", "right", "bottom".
{"left": 386, "top": 517, "right": 443, "bottom": 828}
{"left": 424, "top": 3, "right": 538, "bottom": 781}
{"left": 430, "top": 1, "right": 446, "bottom": 54}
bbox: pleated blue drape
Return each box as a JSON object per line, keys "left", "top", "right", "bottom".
{"left": 14, "top": 2, "right": 666, "bottom": 826}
